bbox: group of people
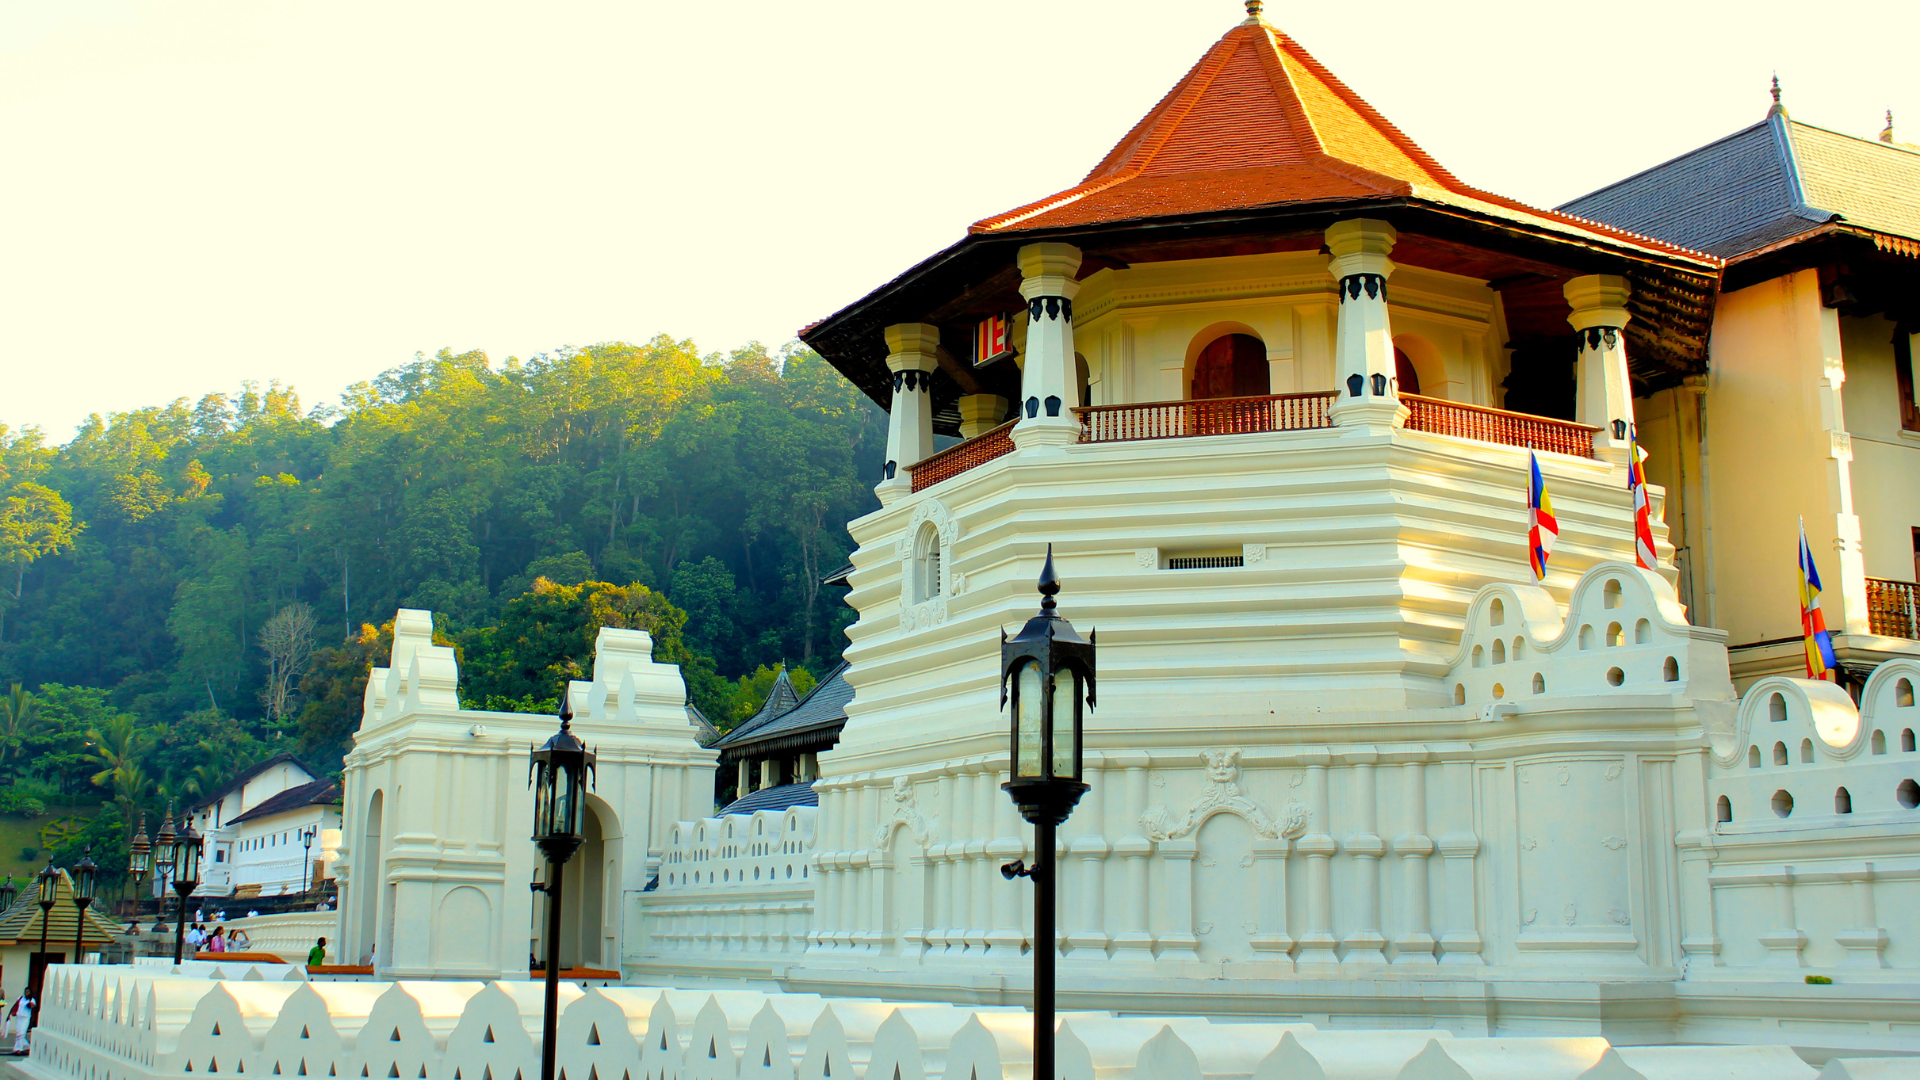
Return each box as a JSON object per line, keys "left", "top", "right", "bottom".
{"left": 182, "top": 923, "right": 249, "bottom": 953}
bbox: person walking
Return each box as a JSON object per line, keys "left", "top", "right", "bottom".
{"left": 307, "top": 937, "right": 328, "bottom": 968}
{"left": 9, "top": 990, "right": 33, "bottom": 1054}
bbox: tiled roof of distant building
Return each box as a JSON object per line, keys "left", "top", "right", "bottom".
{"left": 1561, "top": 109, "right": 1920, "bottom": 259}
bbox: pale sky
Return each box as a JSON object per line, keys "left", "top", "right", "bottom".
{"left": 4, "top": 1, "right": 1914, "bottom": 439}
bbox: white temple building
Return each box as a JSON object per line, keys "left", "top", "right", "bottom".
{"left": 30, "top": 8, "right": 1911, "bottom": 1077}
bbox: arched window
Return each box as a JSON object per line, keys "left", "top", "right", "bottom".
{"left": 1768, "top": 693, "right": 1787, "bottom": 722}
{"left": 1716, "top": 795, "right": 1731, "bottom": 823}
{"left": 1190, "top": 334, "right": 1269, "bottom": 400}
{"left": 1835, "top": 787, "right": 1852, "bottom": 814}
{"left": 1747, "top": 745, "right": 1761, "bottom": 769}
{"left": 1898, "top": 678, "right": 1916, "bottom": 708}
{"left": 1800, "top": 738, "right": 1815, "bottom": 763}
{"left": 912, "top": 523, "right": 942, "bottom": 604}
{"left": 1773, "top": 741, "right": 1789, "bottom": 766}
{"left": 1074, "top": 354, "right": 1092, "bottom": 408}
{"left": 1394, "top": 347, "right": 1421, "bottom": 395}
{"left": 1872, "top": 730, "right": 1887, "bottom": 755}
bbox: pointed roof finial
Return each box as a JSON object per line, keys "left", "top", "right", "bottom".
{"left": 1037, "top": 544, "right": 1060, "bottom": 611}
{"left": 1243, "top": 0, "right": 1265, "bottom": 25}
{"left": 1768, "top": 73, "right": 1787, "bottom": 118}
{"left": 1881, "top": 110, "right": 1895, "bottom": 144}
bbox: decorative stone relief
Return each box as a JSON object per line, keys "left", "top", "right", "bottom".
{"left": 1601, "top": 835, "right": 1628, "bottom": 850}
{"left": 872, "top": 776, "right": 937, "bottom": 851}
{"left": 1135, "top": 549, "right": 1158, "bottom": 570}
{"left": 1139, "top": 748, "right": 1308, "bottom": 841}
{"left": 899, "top": 598, "right": 948, "bottom": 633}
{"left": 894, "top": 498, "right": 960, "bottom": 563}
{"left": 1243, "top": 543, "right": 1267, "bottom": 564}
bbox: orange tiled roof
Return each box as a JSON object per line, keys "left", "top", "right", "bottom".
{"left": 971, "top": 15, "right": 1713, "bottom": 266}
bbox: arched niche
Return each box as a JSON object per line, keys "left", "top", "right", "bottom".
{"left": 1392, "top": 333, "right": 1447, "bottom": 399}
{"left": 1184, "top": 323, "right": 1270, "bottom": 400}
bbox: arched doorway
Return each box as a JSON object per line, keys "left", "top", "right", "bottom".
{"left": 1394, "top": 347, "right": 1421, "bottom": 395}
{"left": 356, "top": 790, "right": 383, "bottom": 965}
{"left": 1190, "top": 334, "right": 1269, "bottom": 399}
{"left": 535, "top": 801, "right": 617, "bottom": 971}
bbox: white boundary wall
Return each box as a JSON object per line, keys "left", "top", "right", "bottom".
{"left": 25, "top": 964, "right": 1920, "bottom": 1080}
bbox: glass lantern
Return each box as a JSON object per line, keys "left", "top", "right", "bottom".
{"left": 999, "top": 545, "right": 1094, "bottom": 825}
{"left": 529, "top": 697, "right": 596, "bottom": 863}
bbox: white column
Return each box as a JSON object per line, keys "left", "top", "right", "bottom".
{"left": 1392, "top": 757, "right": 1437, "bottom": 965}
{"left": 876, "top": 323, "right": 941, "bottom": 505}
{"left": 1294, "top": 753, "right": 1338, "bottom": 967}
{"left": 1326, "top": 219, "right": 1406, "bottom": 432}
{"left": 1064, "top": 757, "right": 1110, "bottom": 960}
{"left": 1013, "top": 243, "right": 1084, "bottom": 450}
{"left": 1109, "top": 754, "right": 1155, "bottom": 961}
{"left": 985, "top": 762, "right": 1026, "bottom": 955}
{"left": 1759, "top": 868, "right": 1807, "bottom": 967}
{"left": 1836, "top": 863, "right": 1889, "bottom": 968}
{"left": 1564, "top": 274, "right": 1635, "bottom": 463}
{"left": 1341, "top": 755, "right": 1387, "bottom": 966}
{"left": 958, "top": 394, "right": 1010, "bottom": 440}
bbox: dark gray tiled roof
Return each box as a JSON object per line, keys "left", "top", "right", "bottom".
{"left": 1561, "top": 112, "right": 1920, "bottom": 259}
{"left": 718, "top": 782, "right": 818, "bottom": 816}
{"left": 226, "top": 779, "right": 340, "bottom": 825}
{"left": 713, "top": 661, "right": 852, "bottom": 750}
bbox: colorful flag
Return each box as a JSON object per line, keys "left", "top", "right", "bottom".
{"left": 1797, "top": 519, "right": 1837, "bottom": 680}
{"left": 1627, "top": 430, "right": 1656, "bottom": 570}
{"left": 1527, "top": 452, "right": 1558, "bottom": 581}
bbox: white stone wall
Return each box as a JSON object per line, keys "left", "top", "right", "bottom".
{"left": 639, "top": 807, "right": 818, "bottom": 958}
{"left": 32, "top": 963, "right": 1915, "bottom": 1080}
{"left": 334, "top": 612, "right": 717, "bottom": 982}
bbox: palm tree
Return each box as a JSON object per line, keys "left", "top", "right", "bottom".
{"left": 87, "top": 714, "right": 155, "bottom": 800}
{"left": 0, "top": 682, "right": 40, "bottom": 769}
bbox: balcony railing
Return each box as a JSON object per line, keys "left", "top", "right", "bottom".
{"left": 909, "top": 420, "right": 1016, "bottom": 492}
{"left": 1867, "top": 577, "right": 1920, "bottom": 639}
{"left": 904, "top": 392, "right": 1598, "bottom": 492}
{"left": 1077, "top": 391, "right": 1337, "bottom": 442}
{"left": 1401, "top": 394, "right": 1597, "bottom": 459}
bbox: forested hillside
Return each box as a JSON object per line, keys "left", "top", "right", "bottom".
{"left": 0, "top": 338, "right": 883, "bottom": 889}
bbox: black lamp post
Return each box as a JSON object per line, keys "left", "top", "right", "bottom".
{"left": 168, "top": 820, "right": 202, "bottom": 964}
{"left": 300, "top": 825, "right": 318, "bottom": 898}
{"left": 129, "top": 815, "right": 152, "bottom": 926}
{"left": 0, "top": 875, "right": 16, "bottom": 913}
{"left": 998, "top": 546, "right": 1094, "bottom": 1080}
{"left": 152, "top": 812, "right": 176, "bottom": 937}
{"left": 29, "top": 862, "right": 58, "bottom": 1033}
{"left": 72, "top": 848, "right": 97, "bottom": 966}
{"left": 529, "top": 697, "right": 595, "bottom": 1080}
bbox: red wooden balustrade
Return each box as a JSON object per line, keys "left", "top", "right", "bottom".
{"left": 908, "top": 420, "right": 1017, "bottom": 493}
{"left": 1400, "top": 394, "right": 1598, "bottom": 459}
{"left": 904, "top": 392, "right": 1601, "bottom": 491}
{"left": 1076, "top": 391, "right": 1337, "bottom": 442}
{"left": 1867, "top": 577, "right": 1920, "bottom": 639}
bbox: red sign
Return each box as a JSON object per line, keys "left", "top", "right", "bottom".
{"left": 974, "top": 314, "right": 1014, "bottom": 367}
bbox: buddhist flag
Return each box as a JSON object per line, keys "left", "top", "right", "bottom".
{"left": 1797, "top": 518, "right": 1837, "bottom": 681}
{"left": 1627, "top": 430, "right": 1656, "bottom": 570}
{"left": 1528, "top": 452, "right": 1558, "bottom": 581}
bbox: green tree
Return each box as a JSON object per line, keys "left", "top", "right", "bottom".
{"left": 0, "top": 480, "right": 82, "bottom": 642}
{"left": 0, "top": 682, "right": 41, "bottom": 770}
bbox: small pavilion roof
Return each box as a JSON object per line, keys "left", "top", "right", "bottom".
{"left": 971, "top": 11, "right": 1706, "bottom": 264}
{"left": 714, "top": 661, "right": 852, "bottom": 760}
{"left": 0, "top": 868, "right": 126, "bottom": 947}
{"left": 801, "top": 8, "right": 1723, "bottom": 424}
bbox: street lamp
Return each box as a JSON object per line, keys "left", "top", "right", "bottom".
{"left": 153, "top": 811, "right": 177, "bottom": 937}
{"left": 0, "top": 876, "right": 16, "bottom": 913}
{"left": 29, "top": 862, "right": 58, "bottom": 1033}
{"left": 300, "top": 825, "right": 317, "bottom": 898}
{"left": 169, "top": 820, "right": 202, "bottom": 965}
{"left": 72, "top": 848, "right": 97, "bottom": 966}
{"left": 528, "top": 696, "right": 595, "bottom": 1080}
{"left": 997, "top": 546, "right": 1094, "bottom": 1080}
{"left": 130, "top": 814, "right": 152, "bottom": 926}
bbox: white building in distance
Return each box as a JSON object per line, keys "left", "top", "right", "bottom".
{"left": 187, "top": 754, "right": 341, "bottom": 901}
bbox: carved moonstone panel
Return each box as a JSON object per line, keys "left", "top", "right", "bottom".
{"left": 1514, "top": 757, "right": 1639, "bottom": 959}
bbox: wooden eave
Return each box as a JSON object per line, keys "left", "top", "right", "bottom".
{"left": 802, "top": 199, "right": 1721, "bottom": 434}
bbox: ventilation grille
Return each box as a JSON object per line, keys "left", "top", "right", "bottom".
{"left": 1165, "top": 555, "right": 1243, "bottom": 570}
